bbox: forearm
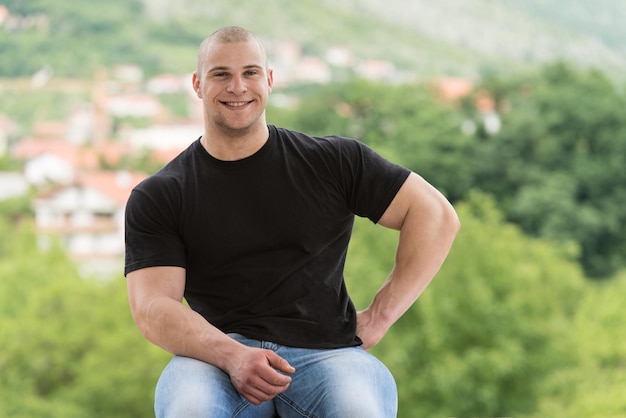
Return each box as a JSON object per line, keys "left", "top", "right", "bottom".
{"left": 126, "top": 267, "right": 241, "bottom": 373}
{"left": 368, "top": 219, "right": 454, "bottom": 334}
{"left": 136, "top": 295, "right": 240, "bottom": 371}
{"left": 129, "top": 281, "right": 295, "bottom": 405}
{"left": 373, "top": 200, "right": 459, "bottom": 327}
{"left": 359, "top": 173, "right": 460, "bottom": 346}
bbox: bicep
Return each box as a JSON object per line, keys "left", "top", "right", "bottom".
{"left": 126, "top": 266, "right": 186, "bottom": 313}
{"left": 377, "top": 172, "right": 451, "bottom": 230}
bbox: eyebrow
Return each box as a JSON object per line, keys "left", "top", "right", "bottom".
{"left": 208, "top": 64, "right": 264, "bottom": 73}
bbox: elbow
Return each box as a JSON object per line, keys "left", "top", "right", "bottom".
{"left": 442, "top": 199, "right": 461, "bottom": 243}
{"left": 430, "top": 195, "right": 460, "bottom": 247}
{"left": 128, "top": 298, "right": 152, "bottom": 340}
{"left": 127, "top": 291, "right": 164, "bottom": 344}
{"left": 447, "top": 203, "right": 461, "bottom": 236}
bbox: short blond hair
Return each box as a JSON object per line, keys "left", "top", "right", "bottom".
{"left": 196, "top": 26, "right": 267, "bottom": 75}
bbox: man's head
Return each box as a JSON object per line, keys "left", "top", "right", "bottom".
{"left": 192, "top": 26, "right": 273, "bottom": 140}
{"left": 196, "top": 26, "right": 268, "bottom": 76}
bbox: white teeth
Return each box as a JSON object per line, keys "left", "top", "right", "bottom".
{"left": 226, "top": 102, "right": 247, "bottom": 107}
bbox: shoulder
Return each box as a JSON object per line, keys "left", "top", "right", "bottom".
{"left": 133, "top": 165, "right": 181, "bottom": 199}
{"left": 129, "top": 139, "right": 201, "bottom": 203}
{"left": 271, "top": 125, "right": 364, "bottom": 155}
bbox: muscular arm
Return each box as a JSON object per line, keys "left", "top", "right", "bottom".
{"left": 356, "top": 172, "right": 461, "bottom": 349}
{"left": 126, "top": 266, "right": 294, "bottom": 404}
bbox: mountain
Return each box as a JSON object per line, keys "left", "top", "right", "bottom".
{"left": 1, "top": 0, "right": 625, "bottom": 81}
{"left": 141, "top": 0, "right": 626, "bottom": 80}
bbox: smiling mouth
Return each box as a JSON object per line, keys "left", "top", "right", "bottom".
{"left": 223, "top": 101, "right": 252, "bottom": 107}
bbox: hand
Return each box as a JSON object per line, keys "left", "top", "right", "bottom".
{"left": 356, "top": 309, "right": 389, "bottom": 350}
{"left": 227, "top": 347, "right": 295, "bottom": 405}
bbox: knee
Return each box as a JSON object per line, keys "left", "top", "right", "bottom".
{"left": 293, "top": 348, "right": 397, "bottom": 417}
{"left": 155, "top": 370, "right": 218, "bottom": 418}
{"left": 154, "top": 356, "right": 238, "bottom": 418}
{"left": 328, "top": 381, "right": 397, "bottom": 418}
{"left": 328, "top": 350, "right": 398, "bottom": 417}
{"left": 156, "top": 386, "right": 217, "bottom": 418}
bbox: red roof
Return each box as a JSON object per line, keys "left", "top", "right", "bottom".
{"left": 433, "top": 76, "right": 474, "bottom": 101}
{"left": 13, "top": 138, "right": 135, "bottom": 170}
{"left": 432, "top": 77, "right": 496, "bottom": 112}
{"left": 77, "top": 170, "right": 147, "bottom": 205}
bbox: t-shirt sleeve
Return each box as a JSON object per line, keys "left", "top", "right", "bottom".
{"left": 124, "top": 176, "right": 187, "bottom": 276}
{"left": 336, "top": 137, "right": 411, "bottom": 223}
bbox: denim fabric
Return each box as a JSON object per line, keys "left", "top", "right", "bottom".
{"left": 155, "top": 333, "right": 397, "bottom": 417}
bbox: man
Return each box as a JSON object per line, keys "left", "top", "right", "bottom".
{"left": 125, "top": 26, "right": 460, "bottom": 418}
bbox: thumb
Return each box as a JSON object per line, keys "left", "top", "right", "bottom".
{"left": 266, "top": 351, "right": 295, "bottom": 374}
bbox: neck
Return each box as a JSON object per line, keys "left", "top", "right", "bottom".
{"left": 201, "top": 123, "right": 269, "bottom": 161}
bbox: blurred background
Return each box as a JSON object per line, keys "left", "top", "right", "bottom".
{"left": 0, "top": 1, "right": 625, "bottom": 417}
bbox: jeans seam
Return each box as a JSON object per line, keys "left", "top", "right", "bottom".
{"left": 231, "top": 399, "right": 252, "bottom": 417}
{"left": 276, "top": 393, "right": 319, "bottom": 418}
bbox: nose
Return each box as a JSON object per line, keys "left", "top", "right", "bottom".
{"left": 226, "top": 74, "right": 247, "bottom": 94}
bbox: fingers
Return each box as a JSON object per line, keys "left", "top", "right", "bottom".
{"left": 229, "top": 349, "right": 295, "bottom": 405}
{"left": 266, "top": 350, "right": 295, "bottom": 375}
{"left": 355, "top": 309, "right": 386, "bottom": 350}
{"left": 238, "top": 366, "right": 291, "bottom": 405}
{"left": 242, "top": 382, "right": 285, "bottom": 406}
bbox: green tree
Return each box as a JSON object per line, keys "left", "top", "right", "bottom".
{"left": 535, "top": 270, "right": 626, "bottom": 417}
{"left": 284, "top": 79, "right": 473, "bottom": 200}
{"left": 346, "top": 192, "right": 586, "bottom": 417}
{"left": 0, "top": 217, "right": 169, "bottom": 418}
{"left": 471, "top": 63, "right": 626, "bottom": 277}
{"left": 275, "top": 64, "right": 626, "bottom": 278}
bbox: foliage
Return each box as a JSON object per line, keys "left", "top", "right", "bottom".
{"left": 534, "top": 271, "right": 626, "bottom": 417}
{"left": 570, "top": 271, "right": 626, "bottom": 415}
{"left": 157, "top": 92, "right": 190, "bottom": 119}
{"left": 0, "top": 191, "right": 34, "bottom": 221}
{"left": 0, "top": 152, "right": 22, "bottom": 170}
{"left": 348, "top": 192, "right": 588, "bottom": 417}
{"left": 2, "top": 0, "right": 625, "bottom": 81}
{"left": 1, "top": 190, "right": 625, "bottom": 417}
{"left": 281, "top": 64, "right": 626, "bottom": 278}
{"left": 284, "top": 79, "right": 471, "bottom": 200}
{"left": 0, "top": 217, "right": 170, "bottom": 418}
{"left": 0, "top": 87, "right": 88, "bottom": 136}
{"left": 1, "top": 8, "right": 625, "bottom": 410}
{"left": 471, "top": 63, "right": 626, "bottom": 277}
{"left": 0, "top": 0, "right": 165, "bottom": 78}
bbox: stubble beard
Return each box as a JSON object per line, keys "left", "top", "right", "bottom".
{"left": 209, "top": 107, "right": 266, "bottom": 140}
{"left": 217, "top": 116, "right": 255, "bottom": 137}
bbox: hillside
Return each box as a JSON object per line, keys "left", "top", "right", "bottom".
{"left": 1, "top": 0, "right": 625, "bottom": 81}
{"left": 141, "top": 0, "right": 626, "bottom": 79}
{"left": 340, "top": 0, "right": 626, "bottom": 76}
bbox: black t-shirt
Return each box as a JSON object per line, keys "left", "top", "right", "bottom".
{"left": 125, "top": 125, "right": 411, "bottom": 348}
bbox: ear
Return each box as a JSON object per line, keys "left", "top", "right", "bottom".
{"left": 191, "top": 72, "right": 202, "bottom": 98}
{"left": 267, "top": 68, "right": 274, "bottom": 94}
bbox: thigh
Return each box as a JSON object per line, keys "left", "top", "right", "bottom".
{"left": 275, "top": 346, "right": 398, "bottom": 418}
{"left": 154, "top": 355, "right": 277, "bottom": 418}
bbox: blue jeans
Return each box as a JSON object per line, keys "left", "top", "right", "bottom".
{"left": 155, "top": 333, "right": 397, "bottom": 417}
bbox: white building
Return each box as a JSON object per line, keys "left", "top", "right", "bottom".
{"left": 32, "top": 170, "right": 146, "bottom": 262}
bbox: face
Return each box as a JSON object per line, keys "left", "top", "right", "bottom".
{"left": 193, "top": 38, "right": 273, "bottom": 137}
